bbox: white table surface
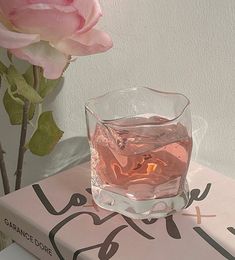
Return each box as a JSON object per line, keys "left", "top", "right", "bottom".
{"left": 0, "top": 243, "right": 36, "bottom": 259}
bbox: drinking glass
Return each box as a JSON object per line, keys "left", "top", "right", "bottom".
{"left": 85, "top": 87, "right": 192, "bottom": 219}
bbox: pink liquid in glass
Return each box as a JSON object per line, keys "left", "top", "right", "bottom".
{"left": 91, "top": 115, "right": 192, "bottom": 200}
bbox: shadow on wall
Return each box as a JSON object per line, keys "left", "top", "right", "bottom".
{"left": 41, "top": 136, "right": 90, "bottom": 177}
{"left": 22, "top": 136, "right": 90, "bottom": 186}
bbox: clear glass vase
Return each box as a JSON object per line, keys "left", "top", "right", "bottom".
{"left": 85, "top": 87, "right": 192, "bottom": 219}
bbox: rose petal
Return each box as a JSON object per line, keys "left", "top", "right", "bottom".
{"left": 0, "top": 0, "right": 73, "bottom": 15}
{"left": 54, "top": 29, "right": 113, "bottom": 56}
{"left": 0, "top": 0, "right": 103, "bottom": 36}
{"left": 11, "top": 42, "right": 69, "bottom": 79}
{"left": 72, "top": 0, "right": 102, "bottom": 33}
{"left": 27, "top": 0, "right": 73, "bottom": 5}
{"left": 9, "top": 4, "right": 83, "bottom": 42}
{"left": 0, "top": 23, "right": 40, "bottom": 49}
{"left": 19, "top": 3, "right": 77, "bottom": 13}
{"left": 0, "top": 0, "right": 28, "bottom": 16}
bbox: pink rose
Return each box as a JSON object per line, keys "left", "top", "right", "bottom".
{"left": 0, "top": 0, "right": 112, "bottom": 79}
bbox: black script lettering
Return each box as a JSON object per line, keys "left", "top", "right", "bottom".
{"left": 30, "top": 235, "right": 34, "bottom": 243}
{"left": 10, "top": 222, "right": 17, "bottom": 230}
{"left": 4, "top": 218, "right": 9, "bottom": 225}
{"left": 35, "top": 239, "right": 52, "bottom": 256}
{"left": 187, "top": 183, "right": 211, "bottom": 208}
{"left": 18, "top": 228, "right": 30, "bottom": 240}
{"left": 86, "top": 188, "right": 92, "bottom": 194}
{"left": 142, "top": 218, "right": 158, "bottom": 225}
{"left": 193, "top": 227, "right": 235, "bottom": 260}
{"left": 227, "top": 227, "right": 235, "bottom": 235}
{"left": 32, "top": 185, "right": 184, "bottom": 258}
{"left": 121, "top": 216, "right": 154, "bottom": 240}
{"left": 73, "top": 225, "right": 128, "bottom": 260}
{"left": 165, "top": 215, "right": 181, "bottom": 239}
{"left": 32, "top": 184, "right": 87, "bottom": 215}
{"left": 49, "top": 211, "right": 118, "bottom": 259}
{"left": 4, "top": 219, "right": 33, "bottom": 242}
{"left": 141, "top": 216, "right": 181, "bottom": 239}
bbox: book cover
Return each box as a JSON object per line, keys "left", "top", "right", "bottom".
{"left": 0, "top": 162, "right": 235, "bottom": 260}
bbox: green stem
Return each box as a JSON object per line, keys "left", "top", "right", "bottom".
{"left": 0, "top": 142, "right": 10, "bottom": 195}
{"left": 14, "top": 100, "right": 30, "bottom": 190}
{"left": 0, "top": 76, "right": 11, "bottom": 195}
{"left": 14, "top": 65, "right": 40, "bottom": 190}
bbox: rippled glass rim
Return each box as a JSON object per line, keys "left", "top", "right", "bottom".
{"left": 85, "top": 86, "right": 190, "bottom": 127}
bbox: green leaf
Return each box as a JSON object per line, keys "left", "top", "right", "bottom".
{"left": 23, "top": 66, "right": 61, "bottom": 98}
{"left": 5, "top": 69, "right": 15, "bottom": 87}
{"left": 39, "top": 77, "right": 62, "bottom": 98}
{"left": 0, "top": 60, "right": 7, "bottom": 75}
{"left": 6, "top": 87, "right": 24, "bottom": 106}
{"left": 4, "top": 81, "right": 24, "bottom": 105}
{"left": 28, "top": 111, "right": 64, "bottom": 156}
{"left": 3, "top": 90, "right": 36, "bottom": 125}
{"left": 7, "top": 66, "right": 43, "bottom": 103}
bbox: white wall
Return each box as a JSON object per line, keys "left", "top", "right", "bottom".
{"left": 0, "top": 0, "right": 235, "bottom": 194}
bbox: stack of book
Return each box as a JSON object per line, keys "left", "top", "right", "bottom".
{"left": 0, "top": 162, "right": 234, "bottom": 259}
